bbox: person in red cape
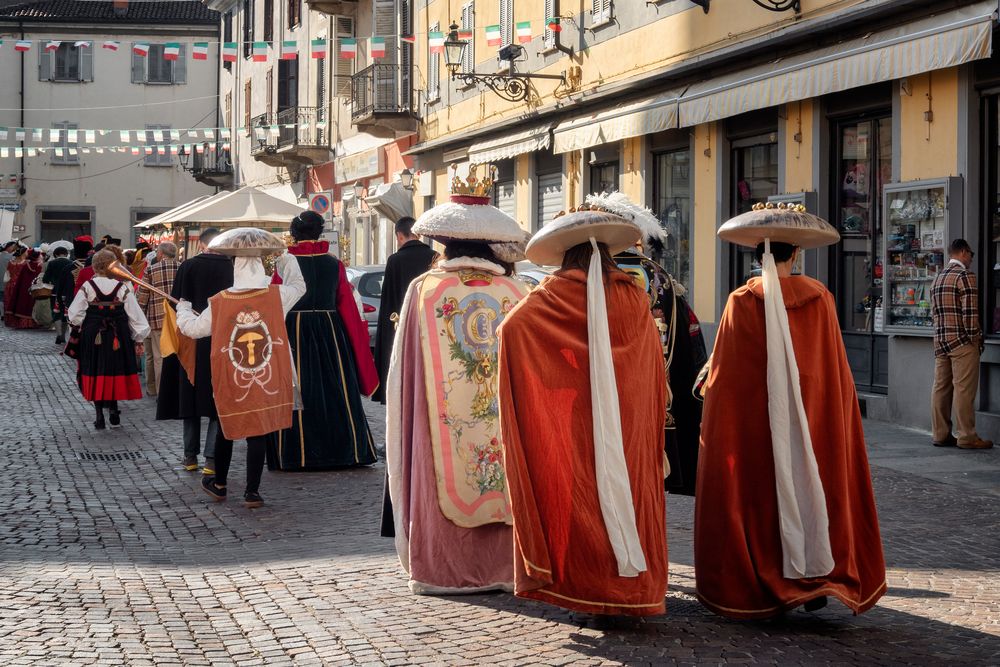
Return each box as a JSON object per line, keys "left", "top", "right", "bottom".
{"left": 5, "top": 247, "right": 43, "bottom": 329}
{"left": 267, "top": 211, "right": 379, "bottom": 470}
{"left": 497, "top": 201, "right": 669, "bottom": 617}
{"left": 696, "top": 203, "right": 886, "bottom": 619}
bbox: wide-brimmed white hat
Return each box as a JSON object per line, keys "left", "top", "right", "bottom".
{"left": 412, "top": 198, "right": 525, "bottom": 245}
{"left": 208, "top": 227, "right": 287, "bottom": 257}
{"left": 526, "top": 208, "right": 641, "bottom": 266}
{"left": 718, "top": 202, "right": 839, "bottom": 249}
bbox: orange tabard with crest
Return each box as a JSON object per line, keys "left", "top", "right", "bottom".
{"left": 209, "top": 286, "right": 294, "bottom": 441}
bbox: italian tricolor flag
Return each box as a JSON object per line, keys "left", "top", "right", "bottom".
{"left": 222, "top": 42, "right": 238, "bottom": 62}
{"left": 102, "top": 41, "right": 119, "bottom": 51}
{"left": 401, "top": 35, "right": 416, "bottom": 44}
{"left": 192, "top": 42, "right": 209, "bottom": 60}
{"left": 280, "top": 41, "right": 297, "bottom": 59}
{"left": 15, "top": 40, "right": 30, "bottom": 52}
{"left": 339, "top": 38, "right": 357, "bottom": 59}
{"left": 310, "top": 38, "right": 327, "bottom": 59}
{"left": 252, "top": 41, "right": 268, "bottom": 62}
{"left": 458, "top": 29, "right": 473, "bottom": 40}
{"left": 516, "top": 22, "right": 532, "bottom": 44}
{"left": 74, "top": 41, "right": 90, "bottom": 48}
{"left": 133, "top": 42, "right": 150, "bottom": 57}
{"left": 45, "top": 41, "right": 61, "bottom": 52}
{"left": 546, "top": 17, "right": 563, "bottom": 32}
{"left": 485, "top": 25, "right": 502, "bottom": 46}
{"left": 428, "top": 31, "right": 444, "bottom": 54}
{"left": 163, "top": 43, "right": 181, "bottom": 61}
{"left": 370, "top": 37, "right": 385, "bottom": 59}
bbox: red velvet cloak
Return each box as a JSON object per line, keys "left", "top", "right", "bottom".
{"left": 498, "top": 269, "right": 669, "bottom": 616}
{"left": 695, "top": 276, "right": 886, "bottom": 619}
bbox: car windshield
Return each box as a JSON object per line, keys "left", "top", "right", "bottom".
{"left": 357, "top": 272, "right": 384, "bottom": 298}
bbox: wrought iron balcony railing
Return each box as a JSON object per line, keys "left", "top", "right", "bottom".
{"left": 351, "top": 64, "right": 413, "bottom": 122}
{"left": 191, "top": 142, "right": 232, "bottom": 176}
{"left": 251, "top": 107, "right": 326, "bottom": 155}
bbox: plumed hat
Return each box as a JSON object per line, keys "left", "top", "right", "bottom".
{"left": 718, "top": 202, "right": 839, "bottom": 249}
{"left": 207, "top": 227, "right": 287, "bottom": 257}
{"left": 49, "top": 240, "right": 73, "bottom": 254}
{"left": 584, "top": 192, "right": 667, "bottom": 247}
{"left": 526, "top": 205, "right": 641, "bottom": 267}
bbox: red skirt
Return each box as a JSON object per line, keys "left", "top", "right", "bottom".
{"left": 77, "top": 303, "right": 142, "bottom": 401}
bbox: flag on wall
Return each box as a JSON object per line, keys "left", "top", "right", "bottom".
{"left": 222, "top": 42, "right": 238, "bottom": 61}
{"left": 310, "top": 38, "right": 327, "bottom": 58}
{"left": 102, "top": 41, "right": 120, "bottom": 51}
{"left": 516, "top": 22, "right": 532, "bottom": 44}
{"left": 339, "top": 38, "right": 357, "bottom": 59}
{"left": 546, "top": 17, "right": 563, "bottom": 32}
{"left": 370, "top": 37, "right": 385, "bottom": 58}
{"left": 458, "top": 29, "right": 473, "bottom": 40}
{"left": 193, "top": 42, "right": 209, "bottom": 60}
{"left": 252, "top": 41, "right": 268, "bottom": 62}
{"left": 45, "top": 41, "right": 61, "bottom": 52}
{"left": 133, "top": 42, "right": 149, "bottom": 57}
{"left": 163, "top": 43, "right": 181, "bottom": 60}
{"left": 74, "top": 41, "right": 90, "bottom": 48}
{"left": 485, "top": 25, "right": 501, "bottom": 46}
{"left": 14, "top": 40, "right": 31, "bottom": 52}
{"left": 428, "top": 31, "right": 444, "bottom": 54}
{"left": 401, "top": 35, "right": 416, "bottom": 44}
{"left": 280, "top": 41, "right": 297, "bottom": 59}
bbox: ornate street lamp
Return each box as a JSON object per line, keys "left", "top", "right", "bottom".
{"left": 353, "top": 181, "right": 367, "bottom": 199}
{"left": 178, "top": 144, "right": 190, "bottom": 170}
{"left": 442, "top": 22, "right": 567, "bottom": 103}
{"left": 751, "top": 0, "right": 799, "bottom": 12}
{"left": 399, "top": 168, "right": 415, "bottom": 190}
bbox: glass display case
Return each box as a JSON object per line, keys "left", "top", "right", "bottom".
{"left": 882, "top": 177, "right": 962, "bottom": 335}
{"left": 769, "top": 192, "right": 818, "bottom": 277}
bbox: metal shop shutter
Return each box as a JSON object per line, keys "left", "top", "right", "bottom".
{"left": 536, "top": 171, "right": 562, "bottom": 229}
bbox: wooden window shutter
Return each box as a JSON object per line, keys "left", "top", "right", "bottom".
{"left": 335, "top": 16, "right": 355, "bottom": 97}
{"left": 461, "top": 2, "right": 474, "bottom": 74}
{"left": 173, "top": 44, "right": 187, "bottom": 84}
{"left": 39, "top": 47, "right": 52, "bottom": 81}
{"left": 80, "top": 43, "right": 94, "bottom": 81}
{"left": 131, "top": 44, "right": 145, "bottom": 83}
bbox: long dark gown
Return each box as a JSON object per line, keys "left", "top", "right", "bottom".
{"left": 266, "top": 244, "right": 378, "bottom": 470}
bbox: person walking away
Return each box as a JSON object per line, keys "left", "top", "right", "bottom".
{"left": 6, "top": 248, "right": 43, "bottom": 329}
{"left": 267, "top": 211, "right": 379, "bottom": 471}
{"left": 497, "top": 200, "right": 669, "bottom": 617}
{"left": 697, "top": 203, "right": 886, "bottom": 619}
{"left": 136, "top": 242, "right": 179, "bottom": 398}
{"left": 384, "top": 169, "right": 530, "bottom": 594}
{"left": 0, "top": 240, "right": 15, "bottom": 321}
{"left": 157, "top": 228, "right": 234, "bottom": 474}
{"left": 66, "top": 249, "right": 150, "bottom": 429}
{"left": 41, "top": 242, "right": 74, "bottom": 340}
{"left": 373, "top": 216, "right": 438, "bottom": 404}
{"left": 931, "top": 239, "right": 993, "bottom": 450}
{"left": 176, "top": 228, "right": 306, "bottom": 509}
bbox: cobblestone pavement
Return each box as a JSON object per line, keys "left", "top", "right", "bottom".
{"left": 0, "top": 324, "right": 998, "bottom": 665}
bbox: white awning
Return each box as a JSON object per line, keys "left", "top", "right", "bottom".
{"left": 365, "top": 181, "right": 414, "bottom": 223}
{"left": 553, "top": 90, "right": 682, "bottom": 154}
{"left": 468, "top": 124, "right": 553, "bottom": 163}
{"left": 134, "top": 195, "right": 214, "bottom": 228}
{"left": 678, "top": 1, "right": 996, "bottom": 128}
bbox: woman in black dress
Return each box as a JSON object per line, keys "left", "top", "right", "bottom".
{"left": 267, "top": 211, "right": 380, "bottom": 470}
{"left": 67, "top": 249, "right": 150, "bottom": 429}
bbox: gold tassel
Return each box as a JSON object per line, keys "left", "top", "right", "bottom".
{"left": 94, "top": 331, "right": 102, "bottom": 346}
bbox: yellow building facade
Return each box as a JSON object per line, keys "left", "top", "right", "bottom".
{"left": 399, "top": 0, "right": 1000, "bottom": 435}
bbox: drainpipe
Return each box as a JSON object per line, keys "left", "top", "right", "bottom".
{"left": 19, "top": 21, "right": 26, "bottom": 197}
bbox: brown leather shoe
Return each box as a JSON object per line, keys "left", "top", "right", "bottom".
{"left": 957, "top": 438, "right": 994, "bottom": 450}
{"left": 932, "top": 435, "right": 957, "bottom": 447}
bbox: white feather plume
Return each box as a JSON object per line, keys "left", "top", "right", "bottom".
{"left": 585, "top": 192, "right": 668, "bottom": 245}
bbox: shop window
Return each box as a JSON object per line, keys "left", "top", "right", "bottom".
{"left": 590, "top": 161, "right": 618, "bottom": 194}
{"left": 730, "top": 135, "right": 778, "bottom": 289}
{"left": 653, "top": 148, "right": 691, "bottom": 289}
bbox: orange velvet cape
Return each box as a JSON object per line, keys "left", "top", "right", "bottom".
{"left": 497, "top": 269, "right": 669, "bottom": 616}
{"left": 696, "top": 276, "right": 886, "bottom": 619}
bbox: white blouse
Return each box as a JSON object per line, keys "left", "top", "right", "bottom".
{"left": 67, "top": 276, "right": 152, "bottom": 342}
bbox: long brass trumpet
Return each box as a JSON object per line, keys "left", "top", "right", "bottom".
{"left": 107, "top": 259, "right": 199, "bottom": 314}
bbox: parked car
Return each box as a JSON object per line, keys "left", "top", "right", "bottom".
{"left": 515, "top": 261, "right": 553, "bottom": 288}
{"left": 345, "top": 264, "right": 385, "bottom": 348}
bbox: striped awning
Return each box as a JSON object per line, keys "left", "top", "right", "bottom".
{"left": 468, "top": 124, "right": 554, "bottom": 163}
{"left": 678, "top": 1, "right": 996, "bottom": 128}
{"left": 552, "top": 90, "right": 682, "bottom": 154}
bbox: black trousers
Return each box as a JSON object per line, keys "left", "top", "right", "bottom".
{"left": 214, "top": 435, "right": 267, "bottom": 494}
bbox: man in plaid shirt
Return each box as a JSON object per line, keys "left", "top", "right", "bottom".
{"left": 930, "top": 238, "right": 992, "bottom": 449}
{"left": 136, "top": 242, "right": 180, "bottom": 397}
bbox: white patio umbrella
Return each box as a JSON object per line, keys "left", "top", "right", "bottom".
{"left": 134, "top": 194, "right": 216, "bottom": 229}
{"left": 170, "top": 186, "right": 306, "bottom": 227}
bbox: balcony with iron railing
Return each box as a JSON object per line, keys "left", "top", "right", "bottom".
{"left": 351, "top": 63, "right": 417, "bottom": 136}
{"left": 304, "top": 0, "right": 357, "bottom": 15}
{"left": 184, "top": 142, "right": 233, "bottom": 187}
{"left": 250, "top": 106, "right": 332, "bottom": 167}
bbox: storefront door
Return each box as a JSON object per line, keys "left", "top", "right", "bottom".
{"left": 831, "top": 115, "right": 892, "bottom": 393}
{"left": 652, "top": 148, "right": 692, "bottom": 289}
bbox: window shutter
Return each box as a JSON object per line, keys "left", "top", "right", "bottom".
{"left": 39, "top": 48, "right": 52, "bottom": 81}
{"left": 374, "top": 0, "right": 397, "bottom": 65}
{"left": 500, "top": 0, "right": 512, "bottom": 45}
{"left": 335, "top": 16, "right": 355, "bottom": 97}
{"left": 461, "top": 3, "right": 474, "bottom": 74}
{"left": 173, "top": 44, "right": 187, "bottom": 84}
{"left": 543, "top": 0, "right": 555, "bottom": 49}
{"left": 131, "top": 46, "right": 145, "bottom": 83}
{"left": 400, "top": 0, "right": 413, "bottom": 108}
{"left": 428, "top": 22, "right": 440, "bottom": 101}
{"left": 79, "top": 43, "right": 94, "bottom": 81}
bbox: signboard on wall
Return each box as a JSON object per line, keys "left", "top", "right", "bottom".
{"left": 335, "top": 148, "right": 384, "bottom": 184}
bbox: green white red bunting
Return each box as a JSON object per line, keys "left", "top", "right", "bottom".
{"left": 280, "top": 41, "right": 297, "bottom": 60}
{"left": 516, "top": 21, "right": 532, "bottom": 43}
{"left": 458, "top": 29, "right": 473, "bottom": 40}
{"left": 252, "top": 41, "right": 268, "bottom": 62}
{"left": 546, "top": 17, "right": 563, "bottom": 32}
{"left": 370, "top": 37, "right": 385, "bottom": 58}
{"left": 311, "top": 38, "right": 327, "bottom": 58}
{"left": 340, "top": 38, "right": 357, "bottom": 59}
{"left": 102, "top": 41, "right": 119, "bottom": 51}
{"left": 485, "top": 25, "right": 501, "bottom": 46}
{"left": 401, "top": 35, "right": 416, "bottom": 44}
{"left": 193, "top": 42, "right": 209, "bottom": 60}
{"left": 163, "top": 43, "right": 180, "bottom": 61}
{"left": 14, "top": 40, "right": 30, "bottom": 52}
{"left": 222, "top": 42, "right": 238, "bottom": 61}
{"left": 132, "top": 42, "right": 149, "bottom": 57}
{"left": 45, "top": 41, "right": 61, "bottom": 52}
{"left": 428, "top": 31, "right": 444, "bottom": 54}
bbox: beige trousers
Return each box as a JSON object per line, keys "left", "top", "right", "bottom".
{"left": 145, "top": 330, "right": 162, "bottom": 396}
{"left": 931, "top": 342, "right": 981, "bottom": 444}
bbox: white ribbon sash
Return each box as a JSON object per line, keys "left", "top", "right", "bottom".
{"left": 761, "top": 240, "right": 835, "bottom": 579}
{"left": 587, "top": 238, "right": 647, "bottom": 577}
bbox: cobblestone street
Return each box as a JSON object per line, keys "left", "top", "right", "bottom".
{"left": 0, "top": 324, "right": 998, "bottom": 665}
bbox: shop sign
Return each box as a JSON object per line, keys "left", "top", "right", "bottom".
{"left": 335, "top": 148, "right": 384, "bottom": 184}
{"left": 0, "top": 189, "right": 17, "bottom": 199}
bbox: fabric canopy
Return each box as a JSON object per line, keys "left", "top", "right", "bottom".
{"left": 553, "top": 91, "right": 682, "bottom": 155}
{"left": 170, "top": 186, "right": 305, "bottom": 226}
{"left": 468, "top": 124, "right": 553, "bottom": 164}
{"left": 365, "top": 181, "right": 413, "bottom": 223}
{"left": 677, "top": 1, "right": 995, "bottom": 128}
{"left": 134, "top": 195, "right": 215, "bottom": 228}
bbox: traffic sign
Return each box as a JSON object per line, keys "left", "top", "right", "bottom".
{"left": 309, "top": 191, "right": 333, "bottom": 221}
